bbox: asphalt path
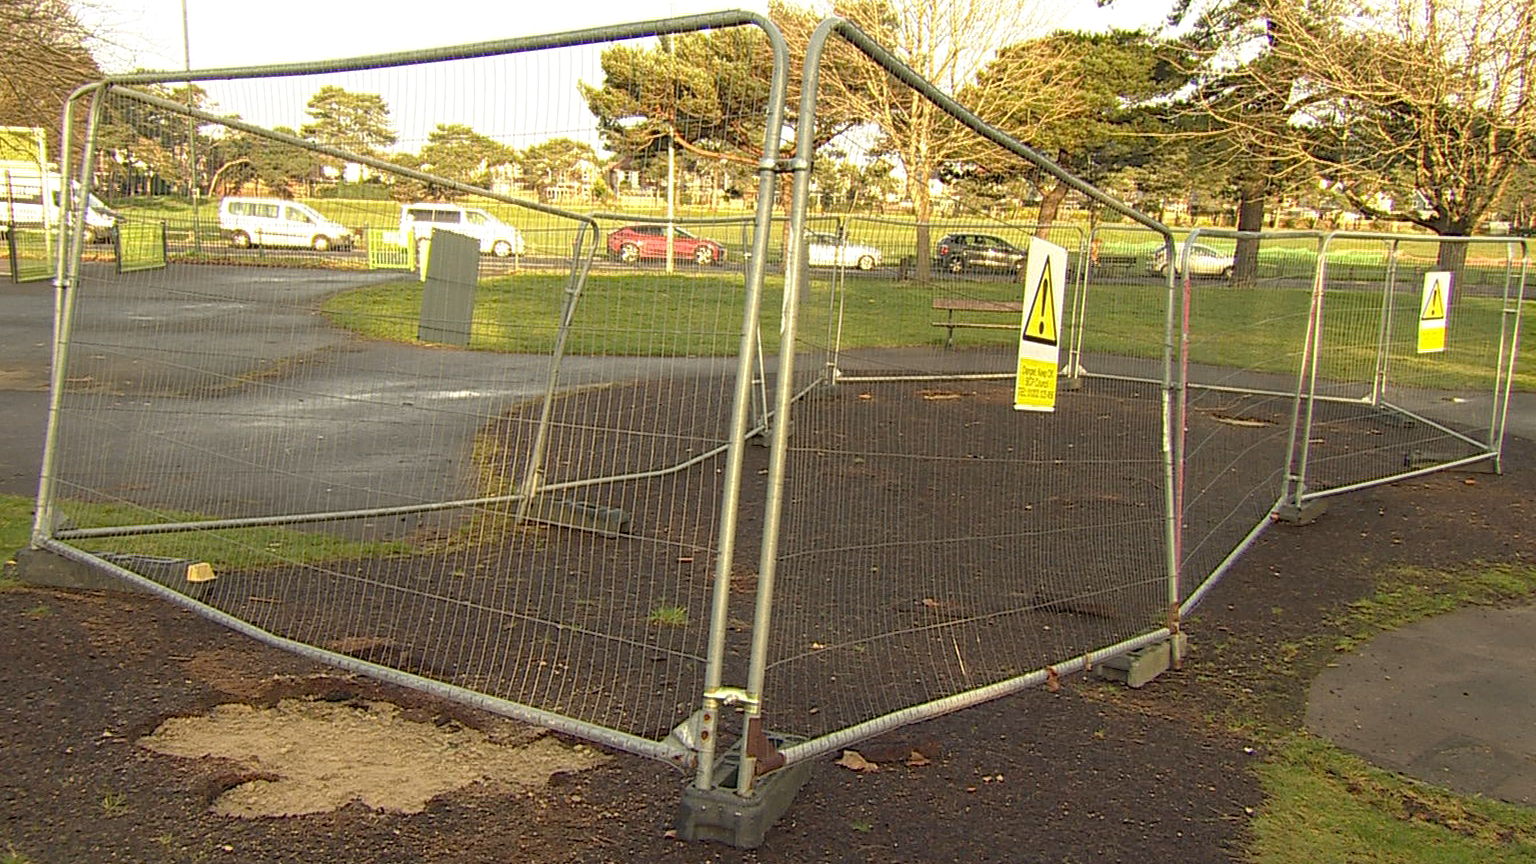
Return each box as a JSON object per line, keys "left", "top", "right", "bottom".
{"left": 3, "top": 261, "right": 1532, "bottom": 536}
{"left": 0, "top": 264, "right": 735, "bottom": 539}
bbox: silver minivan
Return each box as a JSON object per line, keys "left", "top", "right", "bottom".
{"left": 218, "top": 197, "right": 355, "bottom": 251}
{"left": 399, "top": 202, "right": 525, "bottom": 258}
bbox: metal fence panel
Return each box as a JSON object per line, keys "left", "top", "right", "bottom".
{"left": 1288, "top": 234, "right": 1526, "bottom": 505}
{"left": 745, "top": 17, "right": 1179, "bottom": 776}
{"left": 37, "top": 13, "right": 789, "bottom": 765}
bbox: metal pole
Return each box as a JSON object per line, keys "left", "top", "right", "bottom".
{"left": 33, "top": 86, "right": 107, "bottom": 547}
{"left": 1369, "top": 238, "right": 1400, "bottom": 406}
{"left": 183, "top": 0, "right": 201, "bottom": 253}
{"left": 666, "top": 133, "right": 676, "bottom": 273}
{"left": 1289, "top": 234, "right": 1334, "bottom": 510}
{"left": 692, "top": 15, "right": 791, "bottom": 794}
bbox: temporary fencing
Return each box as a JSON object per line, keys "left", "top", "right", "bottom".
{"left": 28, "top": 10, "right": 1525, "bottom": 836}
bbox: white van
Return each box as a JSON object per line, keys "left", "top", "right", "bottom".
{"left": 0, "top": 165, "right": 117, "bottom": 242}
{"left": 399, "top": 202, "right": 525, "bottom": 258}
{"left": 218, "top": 197, "right": 355, "bottom": 252}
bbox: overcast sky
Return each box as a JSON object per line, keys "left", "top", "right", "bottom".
{"left": 83, "top": 0, "right": 1165, "bottom": 72}
{"left": 75, "top": 0, "right": 1169, "bottom": 154}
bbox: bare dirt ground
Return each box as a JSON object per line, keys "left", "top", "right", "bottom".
{"left": 5, "top": 429, "right": 1534, "bottom": 863}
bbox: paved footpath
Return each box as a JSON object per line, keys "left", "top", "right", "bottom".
{"left": 1307, "top": 604, "right": 1536, "bottom": 807}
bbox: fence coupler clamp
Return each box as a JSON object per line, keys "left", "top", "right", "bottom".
{"left": 703, "top": 686, "right": 759, "bottom": 710}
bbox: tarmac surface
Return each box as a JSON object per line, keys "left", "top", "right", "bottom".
{"left": 1306, "top": 604, "right": 1536, "bottom": 807}
{"left": 2, "top": 262, "right": 1534, "bottom": 810}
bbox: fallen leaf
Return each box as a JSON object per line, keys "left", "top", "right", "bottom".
{"left": 921, "top": 597, "right": 940, "bottom": 608}
{"left": 858, "top": 393, "right": 874, "bottom": 401}
{"left": 1463, "top": 478, "right": 1477, "bottom": 486}
{"left": 835, "top": 750, "right": 880, "bottom": 772}
{"left": 906, "top": 751, "right": 932, "bottom": 767}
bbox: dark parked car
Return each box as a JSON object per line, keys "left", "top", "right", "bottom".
{"left": 606, "top": 224, "right": 726, "bottom": 265}
{"left": 934, "top": 232, "right": 1028, "bottom": 274}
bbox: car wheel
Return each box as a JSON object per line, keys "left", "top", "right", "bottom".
{"left": 694, "top": 245, "right": 715, "bottom": 266}
{"left": 312, "top": 235, "right": 331, "bottom": 252}
{"left": 1221, "top": 265, "right": 1234, "bottom": 281}
{"left": 416, "top": 237, "right": 430, "bottom": 264}
{"left": 619, "top": 242, "right": 640, "bottom": 264}
{"left": 231, "top": 231, "right": 251, "bottom": 249}
{"left": 948, "top": 256, "right": 965, "bottom": 274}
{"left": 857, "top": 254, "right": 875, "bottom": 271}
{"left": 491, "top": 239, "right": 512, "bottom": 258}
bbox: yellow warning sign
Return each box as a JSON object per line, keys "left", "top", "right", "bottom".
{"left": 1422, "top": 284, "right": 1446, "bottom": 320}
{"left": 1023, "top": 265, "right": 1058, "bottom": 346}
{"left": 1014, "top": 237, "right": 1067, "bottom": 412}
{"left": 1417, "top": 271, "right": 1450, "bottom": 354}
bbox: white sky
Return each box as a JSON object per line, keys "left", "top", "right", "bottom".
{"left": 77, "top": 0, "right": 1171, "bottom": 153}
{"left": 85, "top": 1, "right": 1168, "bottom": 71}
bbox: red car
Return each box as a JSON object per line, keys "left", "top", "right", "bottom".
{"left": 607, "top": 224, "right": 726, "bottom": 265}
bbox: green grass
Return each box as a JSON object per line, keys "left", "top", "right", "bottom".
{"left": 98, "top": 791, "right": 129, "bottom": 817}
{"left": 645, "top": 605, "right": 688, "bottom": 627}
{"left": 1, "top": 493, "right": 410, "bottom": 574}
{"left": 2, "top": 844, "right": 36, "bottom": 864}
{"left": 320, "top": 270, "right": 1533, "bottom": 392}
{"left": 1252, "top": 737, "right": 1536, "bottom": 864}
{"left": 1241, "top": 561, "right": 1536, "bottom": 863}
{"left": 1330, "top": 562, "right": 1536, "bottom": 652}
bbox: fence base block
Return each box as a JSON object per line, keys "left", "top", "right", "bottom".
{"left": 524, "top": 498, "right": 631, "bottom": 538}
{"left": 9, "top": 547, "right": 150, "bottom": 594}
{"left": 1273, "top": 498, "right": 1329, "bottom": 526}
{"left": 1095, "top": 633, "right": 1188, "bottom": 689}
{"left": 676, "top": 737, "right": 812, "bottom": 848}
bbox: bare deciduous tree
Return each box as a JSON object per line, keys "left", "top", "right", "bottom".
{"left": 813, "top": 0, "right": 1080, "bottom": 278}
{"left": 1266, "top": 0, "right": 1536, "bottom": 271}
{"left": 0, "top": 0, "right": 102, "bottom": 160}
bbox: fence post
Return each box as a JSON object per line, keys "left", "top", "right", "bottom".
{"left": 1276, "top": 233, "right": 1333, "bottom": 522}
{"left": 1369, "top": 238, "right": 1402, "bottom": 406}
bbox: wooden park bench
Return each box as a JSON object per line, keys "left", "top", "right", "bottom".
{"left": 931, "top": 297, "right": 1023, "bottom": 349}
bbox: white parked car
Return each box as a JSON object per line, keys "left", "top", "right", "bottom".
{"left": 399, "top": 202, "right": 525, "bottom": 258}
{"left": 1149, "top": 243, "right": 1235, "bottom": 279}
{"left": 0, "top": 165, "right": 117, "bottom": 242}
{"left": 805, "top": 231, "right": 882, "bottom": 270}
{"left": 218, "top": 197, "right": 354, "bottom": 251}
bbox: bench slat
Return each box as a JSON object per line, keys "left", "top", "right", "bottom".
{"left": 931, "top": 299, "right": 1022, "bottom": 313}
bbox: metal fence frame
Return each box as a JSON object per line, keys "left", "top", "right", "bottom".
{"left": 26, "top": 8, "right": 1527, "bottom": 828}
{"left": 35, "top": 10, "right": 793, "bottom": 770}
{"left": 729, "top": 15, "right": 1182, "bottom": 793}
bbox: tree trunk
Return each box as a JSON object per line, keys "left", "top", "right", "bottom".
{"left": 1233, "top": 190, "right": 1266, "bottom": 285}
{"left": 1434, "top": 237, "right": 1469, "bottom": 285}
{"left": 913, "top": 182, "right": 932, "bottom": 283}
{"left": 1034, "top": 179, "right": 1069, "bottom": 239}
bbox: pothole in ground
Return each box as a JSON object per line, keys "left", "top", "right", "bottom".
{"left": 139, "top": 696, "right": 609, "bottom": 817}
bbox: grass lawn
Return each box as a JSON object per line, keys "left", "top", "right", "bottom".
{"left": 1244, "top": 561, "right": 1536, "bottom": 863}
{"left": 320, "top": 270, "right": 1532, "bottom": 392}
{"left": 0, "top": 493, "right": 409, "bottom": 582}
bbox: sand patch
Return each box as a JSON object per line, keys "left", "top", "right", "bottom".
{"left": 140, "top": 697, "right": 607, "bottom": 817}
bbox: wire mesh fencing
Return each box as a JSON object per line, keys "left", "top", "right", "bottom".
{"left": 28, "top": 8, "right": 1527, "bottom": 817}
{"left": 36, "top": 12, "right": 790, "bottom": 764}
{"left": 1282, "top": 233, "right": 1526, "bottom": 509}
{"left": 742, "top": 18, "right": 1182, "bottom": 776}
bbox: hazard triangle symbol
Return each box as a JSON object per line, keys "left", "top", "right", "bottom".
{"left": 1421, "top": 281, "right": 1446, "bottom": 321}
{"left": 1022, "top": 266, "right": 1058, "bottom": 346}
